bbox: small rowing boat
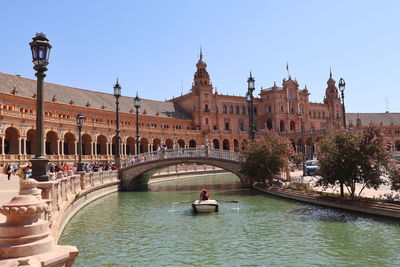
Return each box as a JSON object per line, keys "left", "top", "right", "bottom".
{"left": 192, "top": 199, "right": 219, "bottom": 213}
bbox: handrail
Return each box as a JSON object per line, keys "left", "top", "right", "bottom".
{"left": 121, "top": 148, "right": 241, "bottom": 168}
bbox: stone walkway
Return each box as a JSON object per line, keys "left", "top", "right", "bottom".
{"left": 0, "top": 173, "right": 19, "bottom": 223}
{"left": 290, "top": 170, "right": 397, "bottom": 199}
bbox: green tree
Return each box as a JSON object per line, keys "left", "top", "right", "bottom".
{"left": 240, "top": 130, "right": 291, "bottom": 184}
{"left": 388, "top": 163, "right": 400, "bottom": 191}
{"left": 291, "top": 152, "right": 303, "bottom": 169}
{"left": 317, "top": 127, "right": 390, "bottom": 198}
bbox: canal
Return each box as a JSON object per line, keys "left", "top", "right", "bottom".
{"left": 60, "top": 188, "right": 400, "bottom": 266}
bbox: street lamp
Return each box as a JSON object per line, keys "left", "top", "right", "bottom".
{"left": 113, "top": 79, "right": 121, "bottom": 167}
{"left": 134, "top": 93, "right": 141, "bottom": 155}
{"left": 300, "top": 116, "right": 306, "bottom": 176}
{"left": 76, "top": 113, "right": 84, "bottom": 172}
{"left": 338, "top": 78, "right": 346, "bottom": 129}
{"left": 247, "top": 72, "right": 256, "bottom": 140}
{"left": 29, "top": 33, "right": 52, "bottom": 181}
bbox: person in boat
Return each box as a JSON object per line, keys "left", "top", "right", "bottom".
{"left": 200, "top": 189, "right": 211, "bottom": 201}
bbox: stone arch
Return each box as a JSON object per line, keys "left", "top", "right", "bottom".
{"left": 64, "top": 132, "right": 76, "bottom": 155}
{"left": 290, "top": 139, "right": 296, "bottom": 153}
{"left": 233, "top": 139, "right": 239, "bottom": 152}
{"left": 140, "top": 137, "right": 149, "bottom": 153}
{"left": 212, "top": 139, "right": 220, "bottom": 149}
{"left": 5, "top": 127, "right": 20, "bottom": 154}
{"left": 165, "top": 138, "right": 173, "bottom": 149}
{"left": 121, "top": 157, "right": 248, "bottom": 190}
{"left": 189, "top": 139, "right": 196, "bottom": 148}
{"left": 280, "top": 120, "right": 285, "bottom": 132}
{"left": 97, "top": 135, "right": 108, "bottom": 155}
{"left": 26, "top": 129, "right": 36, "bottom": 155}
{"left": 177, "top": 139, "right": 185, "bottom": 148}
{"left": 290, "top": 121, "right": 296, "bottom": 131}
{"left": 222, "top": 139, "right": 230, "bottom": 150}
{"left": 126, "top": 137, "right": 135, "bottom": 155}
{"left": 82, "top": 133, "right": 92, "bottom": 155}
{"left": 297, "top": 138, "right": 304, "bottom": 153}
{"left": 45, "top": 131, "right": 58, "bottom": 155}
{"left": 266, "top": 119, "right": 273, "bottom": 130}
{"left": 396, "top": 140, "right": 400, "bottom": 151}
{"left": 153, "top": 138, "right": 161, "bottom": 151}
{"left": 112, "top": 136, "right": 117, "bottom": 155}
{"left": 241, "top": 139, "right": 248, "bottom": 150}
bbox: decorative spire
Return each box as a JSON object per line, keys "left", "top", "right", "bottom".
{"left": 329, "top": 68, "right": 332, "bottom": 79}
{"left": 200, "top": 46, "right": 203, "bottom": 60}
{"left": 249, "top": 70, "right": 253, "bottom": 78}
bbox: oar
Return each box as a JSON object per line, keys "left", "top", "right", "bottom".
{"left": 217, "top": 200, "right": 239, "bottom": 203}
{"left": 172, "top": 201, "right": 193, "bottom": 205}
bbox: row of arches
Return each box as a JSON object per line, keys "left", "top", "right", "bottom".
{"left": 0, "top": 126, "right": 248, "bottom": 155}
{"left": 264, "top": 120, "right": 300, "bottom": 132}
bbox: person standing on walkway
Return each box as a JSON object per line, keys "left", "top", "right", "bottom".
{"left": 6, "top": 165, "right": 12, "bottom": 180}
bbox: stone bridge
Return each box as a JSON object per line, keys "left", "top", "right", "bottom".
{"left": 120, "top": 148, "right": 248, "bottom": 190}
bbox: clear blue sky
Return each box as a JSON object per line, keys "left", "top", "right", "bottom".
{"left": 1, "top": 0, "right": 399, "bottom": 112}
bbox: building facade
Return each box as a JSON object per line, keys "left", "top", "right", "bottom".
{"left": 0, "top": 53, "right": 399, "bottom": 170}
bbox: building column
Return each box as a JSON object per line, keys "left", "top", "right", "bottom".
{"left": 106, "top": 142, "right": 109, "bottom": 155}
{"left": 90, "top": 142, "right": 93, "bottom": 156}
{"left": 94, "top": 142, "right": 97, "bottom": 155}
{"left": 43, "top": 139, "right": 46, "bottom": 156}
{"left": 18, "top": 137, "right": 22, "bottom": 155}
{"left": 23, "top": 138, "right": 27, "bottom": 155}
{"left": 56, "top": 140, "right": 60, "bottom": 155}
{"left": 1, "top": 137, "right": 4, "bottom": 155}
{"left": 60, "top": 140, "right": 64, "bottom": 155}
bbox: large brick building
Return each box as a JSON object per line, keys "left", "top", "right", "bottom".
{"left": 0, "top": 52, "right": 398, "bottom": 170}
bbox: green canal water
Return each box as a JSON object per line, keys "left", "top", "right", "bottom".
{"left": 60, "top": 189, "right": 400, "bottom": 266}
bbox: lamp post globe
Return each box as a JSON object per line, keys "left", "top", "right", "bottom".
{"left": 338, "top": 78, "right": 346, "bottom": 129}
{"left": 76, "top": 113, "right": 84, "bottom": 172}
{"left": 247, "top": 72, "right": 255, "bottom": 94}
{"left": 134, "top": 93, "right": 141, "bottom": 155}
{"left": 29, "top": 33, "right": 52, "bottom": 181}
{"left": 114, "top": 79, "right": 121, "bottom": 167}
{"left": 247, "top": 72, "right": 256, "bottom": 140}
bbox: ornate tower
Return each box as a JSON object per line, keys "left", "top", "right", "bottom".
{"left": 323, "top": 70, "right": 343, "bottom": 128}
{"left": 191, "top": 49, "right": 214, "bottom": 132}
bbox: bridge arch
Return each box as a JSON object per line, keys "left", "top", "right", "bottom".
{"left": 120, "top": 148, "right": 249, "bottom": 190}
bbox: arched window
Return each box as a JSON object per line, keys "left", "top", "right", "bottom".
{"left": 229, "top": 105, "right": 233, "bottom": 114}
{"left": 235, "top": 106, "right": 240, "bottom": 114}
{"left": 280, "top": 121, "right": 285, "bottom": 132}
{"left": 223, "top": 105, "right": 227, "bottom": 114}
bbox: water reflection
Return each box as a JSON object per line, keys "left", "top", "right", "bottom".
{"left": 60, "top": 189, "right": 400, "bottom": 266}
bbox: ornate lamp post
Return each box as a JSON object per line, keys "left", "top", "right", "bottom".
{"left": 247, "top": 72, "right": 256, "bottom": 140}
{"left": 29, "top": 33, "right": 52, "bottom": 181}
{"left": 76, "top": 113, "right": 84, "bottom": 172}
{"left": 338, "top": 78, "right": 346, "bottom": 129}
{"left": 300, "top": 117, "right": 306, "bottom": 176}
{"left": 134, "top": 93, "right": 141, "bottom": 155}
{"left": 113, "top": 80, "right": 121, "bottom": 167}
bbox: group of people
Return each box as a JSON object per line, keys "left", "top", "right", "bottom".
{"left": 5, "top": 164, "right": 31, "bottom": 180}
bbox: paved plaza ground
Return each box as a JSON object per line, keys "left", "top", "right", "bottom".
{"left": 0, "top": 173, "right": 19, "bottom": 223}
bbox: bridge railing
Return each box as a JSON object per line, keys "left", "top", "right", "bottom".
{"left": 121, "top": 148, "right": 241, "bottom": 168}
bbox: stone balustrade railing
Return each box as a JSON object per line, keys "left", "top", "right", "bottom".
{"left": 121, "top": 148, "right": 241, "bottom": 168}
{"left": 36, "top": 170, "right": 119, "bottom": 227}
